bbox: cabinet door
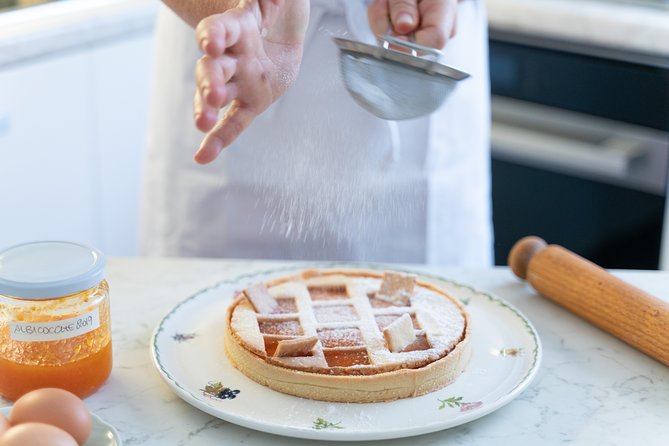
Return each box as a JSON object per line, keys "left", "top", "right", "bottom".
{"left": 91, "top": 33, "right": 154, "bottom": 256}
{"left": 0, "top": 52, "right": 98, "bottom": 250}
{"left": 0, "top": 31, "right": 155, "bottom": 255}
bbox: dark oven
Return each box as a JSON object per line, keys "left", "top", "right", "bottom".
{"left": 489, "top": 30, "right": 669, "bottom": 269}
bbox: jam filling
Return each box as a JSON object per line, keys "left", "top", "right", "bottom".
{"left": 258, "top": 319, "right": 302, "bottom": 336}
{"left": 308, "top": 285, "right": 349, "bottom": 300}
{"left": 323, "top": 348, "right": 370, "bottom": 367}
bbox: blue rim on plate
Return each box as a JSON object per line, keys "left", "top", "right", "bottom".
{"left": 150, "top": 264, "right": 542, "bottom": 441}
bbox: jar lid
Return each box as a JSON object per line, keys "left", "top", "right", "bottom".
{"left": 0, "top": 241, "right": 106, "bottom": 299}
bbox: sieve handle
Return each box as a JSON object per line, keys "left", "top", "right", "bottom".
{"left": 378, "top": 33, "right": 441, "bottom": 59}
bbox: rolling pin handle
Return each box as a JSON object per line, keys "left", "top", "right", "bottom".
{"left": 508, "top": 236, "right": 548, "bottom": 280}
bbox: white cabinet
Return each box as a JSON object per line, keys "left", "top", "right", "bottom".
{"left": 91, "top": 34, "right": 153, "bottom": 256}
{"left": 0, "top": 31, "right": 154, "bottom": 256}
{"left": 0, "top": 51, "right": 97, "bottom": 248}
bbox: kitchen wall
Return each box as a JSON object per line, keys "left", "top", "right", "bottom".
{"left": 2, "top": 0, "right": 667, "bottom": 269}
{"left": 0, "top": 0, "right": 57, "bottom": 11}
{"left": 0, "top": 0, "right": 157, "bottom": 256}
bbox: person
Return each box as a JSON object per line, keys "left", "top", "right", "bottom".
{"left": 142, "top": 0, "right": 492, "bottom": 266}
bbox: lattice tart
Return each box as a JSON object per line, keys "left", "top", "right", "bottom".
{"left": 224, "top": 269, "right": 471, "bottom": 403}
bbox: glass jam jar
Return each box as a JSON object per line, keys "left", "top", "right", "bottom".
{"left": 0, "top": 241, "right": 112, "bottom": 401}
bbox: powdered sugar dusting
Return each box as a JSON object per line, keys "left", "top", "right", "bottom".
{"left": 317, "top": 327, "right": 364, "bottom": 347}
{"left": 230, "top": 27, "right": 425, "bottom": 256}
{"left": 313, "top": 304, "right": 358, "bottom": 323}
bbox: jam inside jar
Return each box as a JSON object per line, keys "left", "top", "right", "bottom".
{"left": 0, "top": 241, "right": 112, "bottom": 401}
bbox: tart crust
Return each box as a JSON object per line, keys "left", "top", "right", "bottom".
{"left": 224, "top": 269, "right": 471, "bottom": 403}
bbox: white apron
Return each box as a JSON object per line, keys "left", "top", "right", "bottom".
{"left": 141, "top": 0, "right": 492, "bottom": 266}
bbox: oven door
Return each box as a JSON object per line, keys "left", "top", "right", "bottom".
{"left": 491, "top": 96, "right": 668, "bottom": 269}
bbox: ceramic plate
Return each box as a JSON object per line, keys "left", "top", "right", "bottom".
{"left": 0, "top": 407, "right": 121, "bottom": 445}
{"left": 151, "top": 265, "right": 541, "bottom": 441}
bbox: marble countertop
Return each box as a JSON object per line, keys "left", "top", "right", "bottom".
{"left": 2, "top": 258, "right": 664, "bottom": 445}
{"left": 486, "top": 0, "right": 669, "bottom": 58}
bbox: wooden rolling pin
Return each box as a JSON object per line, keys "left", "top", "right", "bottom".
{"left": 509, "top": 236, "right": 669, "bottom": 367}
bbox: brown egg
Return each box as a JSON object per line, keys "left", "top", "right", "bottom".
{"left": 0, "top": 413, "right": 9, "bottom": 437}
{"left": 0, "top": 423, "right": 78, "bottom": 446}
{"left": 8, "top": 388, "right": 92, "bottom": 446}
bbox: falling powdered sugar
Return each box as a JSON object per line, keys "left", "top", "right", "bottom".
{"left": 251, "top": 107, "right": 423, "bottom": 257}
{"left": 226, "top": 26, "right": 425, "bottom": 259}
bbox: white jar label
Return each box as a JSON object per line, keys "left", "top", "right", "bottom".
{"left": 10, "top": 308, "right": 101, "bottom": 342}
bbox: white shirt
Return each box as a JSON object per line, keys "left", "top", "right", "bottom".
{"left": 141, "top": 0, "right": 493, "bottom": 266}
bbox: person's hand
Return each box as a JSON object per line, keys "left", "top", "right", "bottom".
{"left": 367, "top": 0, "right": 458, "bottom": 49}
{"left": 193, "top": 0, "right": 308, "bottom": 164}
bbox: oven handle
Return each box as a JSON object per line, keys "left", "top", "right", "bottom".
{"left": 491, "top": 121, "right": 646, "bottom": 178}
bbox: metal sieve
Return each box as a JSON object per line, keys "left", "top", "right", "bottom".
{"left": 334, "top": 34, "right": 470, "bottom": 120}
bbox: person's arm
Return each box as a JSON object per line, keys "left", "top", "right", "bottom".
{"left": 163, "top": 0, "right": 241, "bottom": 28}
{"left": 164, "top": 0, "right": 309, "bottom": 164}
{"left": 368, "top": 0, "right": 459, "bottom": 49}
